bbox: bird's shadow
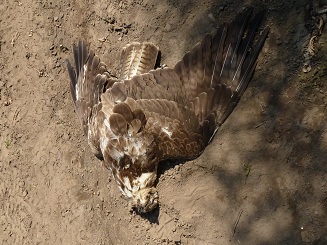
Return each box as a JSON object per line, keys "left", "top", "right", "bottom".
{"left": 137, "top": 205, "right": 161, "bottom": 224}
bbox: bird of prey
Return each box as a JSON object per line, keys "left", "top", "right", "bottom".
{"left": 66, "top": 8, "right": 269, "bottom": 213}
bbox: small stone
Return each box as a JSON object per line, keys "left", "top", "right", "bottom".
{"left": 4, "top": 100, "right": 11, "bottom": 106}
{"left": 54, "top": 16, "right": 59, "bottom": 22}
{"left": 302, "top": 64, "right": 311, "bottom": 73}
{"left": 208, "top": 13, "right": 216, "bottom": 22}
{"left": 171, "top": 231, "right": 181, "bottom": 242}
{"left": 164, "top": 23, "right": 171, "bottom": 32}
{"left": 22, "top": 189, "right": 28, "bottom": 197}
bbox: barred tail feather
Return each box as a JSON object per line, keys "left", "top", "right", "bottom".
{"left": 117, "top": 42, "right": 159, "bottom": 80}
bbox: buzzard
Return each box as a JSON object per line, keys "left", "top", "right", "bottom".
{"left": 67, "top": 8, "right": 269, "bottom": 213}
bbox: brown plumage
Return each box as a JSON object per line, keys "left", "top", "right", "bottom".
{"left": 66, "top": 8, "right": 269, "bottom": 213}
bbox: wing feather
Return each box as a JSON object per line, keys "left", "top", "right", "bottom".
{"left": 115, "top": 68, "right": 186, "bottom": 105}
{"left": 66, "top": 40, "right": 113, "bottom": 157}
{"left": 174, "top": 7, "right": 269, "bottom": 135}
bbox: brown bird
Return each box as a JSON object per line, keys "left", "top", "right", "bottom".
{"left": 66, "top": 8, "right": 269, "bottom": 213}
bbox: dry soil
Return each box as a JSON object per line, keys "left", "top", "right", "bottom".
{"left": 0, "top": 0, "right": 326, "bottom": 244}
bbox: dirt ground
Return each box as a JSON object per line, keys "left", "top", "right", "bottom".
{"left": 0, "top": 0, "right": 326, "bottom": 244}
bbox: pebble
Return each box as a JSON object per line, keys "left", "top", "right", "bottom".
{"left": 171, "top": 232, "right": 181, "bottom": 242}
{"left": 165, "top": 23, "right": 171, "bottom": 32}
{"left": 22, "top": 189, "right": 28, "bottom": 197}
{"left": 218, "top": 6, "right": 225, "bottom": 12}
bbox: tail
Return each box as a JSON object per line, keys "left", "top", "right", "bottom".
{"left": 117, "top": 42, "right": 159, "bottom": 80}
{"left": 174, "top": 8, "right": 269, "bottom": 142}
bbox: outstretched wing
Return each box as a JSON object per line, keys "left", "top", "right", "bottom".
{"left": 66, "top": 40, "right": 115, "bottom": 157}
{"left": 173, "top": 8, "right": 269, "bottom": 142}
{"left": 101, "top": 67, "right": 207, "bottom": 160}
{"left": 67, "top": 7, "right": 268, "bottom": 162}
{"left": 66, "top": 40, "right": 160, "bottom": 158}
{"left": 100, "top": 8, "right": 269, "bottom": 161}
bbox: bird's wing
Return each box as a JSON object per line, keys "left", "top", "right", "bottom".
{"left": 108, "top": 68, "right": 187, "bottom": 106}
{"left": 174, "top": 8, "right": 269, "bottom": 139}
{"left": 66, "top": 40, "right": 117, "bottom": 157}
{"left": 102, "top": 62, "right": 209, "bottom": 160}
{"left": 100, "top": 8, "right": 269, "bottom": 161}
{"left": 101, "top": 92, "right": 206, "bottom": 161}
{"left": 67, "top": 40, "right": 160, "bottom": 158}
{"left": 68, "top": 7, "right": 268, "bottom": 162}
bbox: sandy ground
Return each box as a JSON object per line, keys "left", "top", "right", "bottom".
{"left": 0, "top": 0, "right": 326, "bottom": 244}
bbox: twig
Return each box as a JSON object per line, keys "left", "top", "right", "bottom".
{"left": 11, "top": 31, "right": 20, "bottom": 46}
{"left": 243, "top": 163, "right": 252, "bottom": 184}
{"left": 317, "top": 17, "right": 325, "bottom": 35}
{"left": 12, "top": 107, "right": 21, "bottom": 126}
{"left": 254, "top": 121, "right": 266, "bottom": 129}
{"left": 232, "top": 209, "right": 243, "bottom": 236}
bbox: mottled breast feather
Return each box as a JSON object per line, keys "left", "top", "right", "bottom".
{"left": 66, "top": 7, "right": 269, "bottom": 213}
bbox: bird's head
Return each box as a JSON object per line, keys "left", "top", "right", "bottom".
{"left": 130, "top": 187, "right": 159, "bottom": 213}
{"left": 118, "top": 144, "right": 159, "bottom": 213}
